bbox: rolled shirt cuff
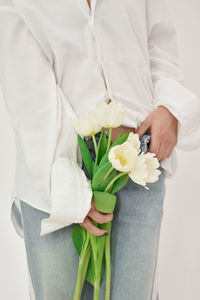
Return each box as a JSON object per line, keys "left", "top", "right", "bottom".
{"left": 40, "top": 157, "right": 92, "bottom": 236}
{"left": 152, "top": 77, "right": 200, "bottom": 150}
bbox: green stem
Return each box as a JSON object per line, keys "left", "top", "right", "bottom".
{"left": 73, "top": 233, "right": 91, "bottom": 300}
{"left": 88, "top": 227, "right": 105, "bottom": 300}
{"left": 92, "top": 134, "right": 98, "bottom": 155}
{"left": 105, "top": 222, "right": 112, "bottom": 300}
{"left": 103, "top": 166, "right": 114, "bottom": 181}
{"left": 106, "top": 128, "right": 112, "bottom": 152}
{"left": 94, "top": 270, "right": 101, "bottom": 300}
{"left": 105, "top": 172, "right": 128, "bottom": 192}
{"left": 93, "top": 248, "right": 105, "bottom": 300}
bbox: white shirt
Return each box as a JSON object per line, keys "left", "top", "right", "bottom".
{"left": 1, "top": 0, "right": 200, "bottom": 236}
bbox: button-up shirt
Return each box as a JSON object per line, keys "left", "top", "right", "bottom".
{"left": 1, "top": 0, "right": 200, "bottom": 236}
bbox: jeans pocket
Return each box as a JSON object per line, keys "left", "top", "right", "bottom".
{"left": 139, "top": 130, "right": 151, "bottom": 154}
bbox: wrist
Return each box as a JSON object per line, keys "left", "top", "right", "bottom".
{"left": 156, "top": 105, "right": 178, "bottom": 122}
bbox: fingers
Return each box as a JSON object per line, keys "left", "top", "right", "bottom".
{"left": 81, "top": 217, "right": 108, "bottom": 236}
{"left": 149, "top": 131, "right": 177, "bottom": 161}
{"left": 148, "top": 131, "right": 160, "bottom": 157}
{"left": 89, "top": 195, "right": 113, "bottom": 224}
{"left": 157, "top": 143, "right": 167, "bottom": 161}
{"left": 135, "top": 119, "right": 150, "bottom": 137}
{"left": 88, "top": 209, "right": 113, "bottom": 224}
{"left": 81, "top": 195, "right": 113, "bottom": 236}
{"left": 159, "top": 144, "right": 175, "bottom": 161}
{"left": 136, "top": 106, "right": 178, "bottom": 160}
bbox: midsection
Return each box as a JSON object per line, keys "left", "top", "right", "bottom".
{"left": 19, "top": 0, "right": 153, "bottom": 127}
{"left": 104, "top": 126, "right": 135, "bottom": 142}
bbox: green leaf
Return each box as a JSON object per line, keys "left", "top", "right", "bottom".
{"left": 110, "top": 174, "right": 129, "bottom": 194}
{"left": 97, "top": 152, "right": 109, "bottom": 169}
{"left": 119, "top": 129, "right": 124, "bottom": 138}
{"left": 110, "top": 131, "right": 130, "bottom": 148}
{"left": 72, "top": 225, "right": 85, "bottom": 255}
{"left": 86, "top": 220, "right": 106, "bottom": 286}
{"left": 92, "top": 161, "right": 113, "bottom": 190}
{"left": 93, "top": 130, "right": 108, "bottom": 174}
{"left": 85, "top": 251, "right": 105, "bottom": 286}
{"left": 93, "top": 191, "right": 116, "bottom": 213}
{"left": 96, "top": 130, "right": 108, "bottom": 164}
{"left": 78, "top": 135, "right": 94, "bottom": 178}
{"left": 97, "top": 169, "right": 117, "bottom": 192}
{"left": 86, "top": 251, "right": 95, "bottom": 286}
{"left": 87, "top": 231, "right": 106, "bottom": 286}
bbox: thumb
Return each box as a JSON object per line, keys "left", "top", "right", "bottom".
{"left": 135, "top": 120, "right": 150, "bottom": 137}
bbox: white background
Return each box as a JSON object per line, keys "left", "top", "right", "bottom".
{"left": 0, "top": 0, "right": 200, "bottom": 299}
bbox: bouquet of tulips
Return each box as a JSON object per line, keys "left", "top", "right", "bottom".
{"left": 70, "top": 100, "right": 161, "bottom": 300}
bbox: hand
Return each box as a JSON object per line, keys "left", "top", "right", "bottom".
{"left": 81, "top": 195, "right": 113, "bottom": 236}
{"left": 135, "top": 105, "right": 178, "bottom": 161}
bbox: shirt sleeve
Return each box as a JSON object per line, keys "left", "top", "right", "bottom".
{"left": 0, "top": 4, "right": 92, "bottom": 235}
{"left": 146, "top": 0, "right": 200, "bottom": 150}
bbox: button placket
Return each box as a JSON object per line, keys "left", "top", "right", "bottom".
{"left": 89, "top": 1, "right": 113, "bottom": 101}
{"left": 95, "top": 35, "right": 113, "bottom": 100}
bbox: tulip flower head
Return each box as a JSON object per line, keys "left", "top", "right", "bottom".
{"left": 108, "top": 135, "right": 161, "bottom": 190}
{"left": 95, "top": 99, "right": 124, "bottom": 128}
{"left": 108, "top": 141, "right": 138, "bottom": 172}
{"left": 70, "top": 110, "right": 102, "bottom": 137}
{"left": 129, "top": 152, "right": 161, "bottom": 189}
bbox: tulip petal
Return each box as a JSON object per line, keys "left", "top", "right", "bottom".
{"left": 70, "top": 110, "right": 102, "bottom": 137}
{"left": 95, "top": 100, "right": 124, "bottom": 128}
{"left": 108, "top": 142, "right": 138, "bottom": 172}
{"left": 129, "top": 153, "right": 148, "bottom": 186}
{"left": 127, "top": 132, "right": 141, "bottom": 152}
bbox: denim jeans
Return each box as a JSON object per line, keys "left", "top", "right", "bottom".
{"left": 16, "top": 129, "right": 165, "bottom": 300}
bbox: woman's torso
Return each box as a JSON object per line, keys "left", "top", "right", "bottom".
{"left": 12, "top": 0, "right": 154, "bottom": 128}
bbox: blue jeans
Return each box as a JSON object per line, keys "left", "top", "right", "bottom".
{"left": 14, "top": 130, "right": 165, "bottom": 300}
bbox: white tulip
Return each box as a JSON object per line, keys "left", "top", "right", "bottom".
{"left": 95, "top": 99, "right": 124, "bottom": 128}
{"left": 70, "top": 110, "right": 102, "bottom": 137}
{"left": 127, "top": 132, "right": 141, "bottom": 153}
{"left": 143, "top": 152, "right": 161, "bottom": 183}
{"left": 129, "top": 152, "right": 161, "bottom": 189}
{"left": 108, "top": 141, "right": 138, "bottom": 172}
